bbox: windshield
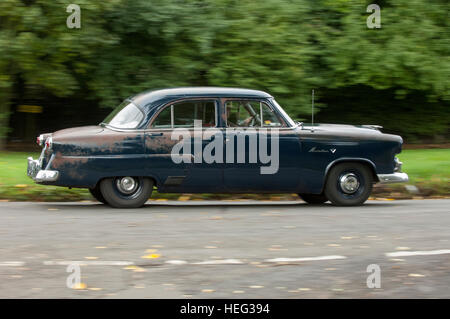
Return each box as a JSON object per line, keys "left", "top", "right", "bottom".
{"left": 102, "top": 101, "right": 144, "bottom": 129}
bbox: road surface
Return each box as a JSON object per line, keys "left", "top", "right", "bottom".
{"left": 0, "top": 199, "right": 449, "bottom": 298}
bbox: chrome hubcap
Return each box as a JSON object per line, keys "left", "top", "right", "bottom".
{"left": 339, "top": 173, "right": 360, "bottom": 194}
{"left": 116, "top": 177, "right": 138, "bottom": 194}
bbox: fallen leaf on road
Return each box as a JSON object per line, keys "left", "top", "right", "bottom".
{"left": 123, "top": 265, "right": 138, "bottom": 270}
{"left": 141, "top": 254, "right": 161, "bottom": 259}
{"left": 72, "top": 283, "right": 87, "bottom": 290}
{"left": 408, "top": 273, "right": 425, "bottom": 277}
{"left": 202, "top": 289, "right": 215, "bottom": 293}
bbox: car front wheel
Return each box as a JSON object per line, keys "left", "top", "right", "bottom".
{"left": 99, "top": 177, "right": 153, "bottom": 208}
{"left": 324, "top": 163, "right": 373, "bottom": 206}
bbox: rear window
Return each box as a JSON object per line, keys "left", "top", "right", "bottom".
{"left": 103, "top": 101, "right": 144, "bottom": 129}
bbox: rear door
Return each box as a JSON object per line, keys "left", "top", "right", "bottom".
{"left": 145, "top": 99, "right": 223, "bottom": 192}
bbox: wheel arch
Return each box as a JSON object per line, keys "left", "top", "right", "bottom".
{"left": 322, "top": 158, "right": 378, "bottom": 192}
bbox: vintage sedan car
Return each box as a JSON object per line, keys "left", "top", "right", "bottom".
{"left": 27, "top": 87, "right": 408, "bottom": 208}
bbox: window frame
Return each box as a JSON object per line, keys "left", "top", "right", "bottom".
{"left": 223, "top": 98, "right": 287, "bottom": 128}
{"left": 148, "top": 98, "right": 219, "bottom": 129}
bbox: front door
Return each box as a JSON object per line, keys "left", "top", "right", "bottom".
{"left": 222, "top": 99, "right": 301, "bottom": 192}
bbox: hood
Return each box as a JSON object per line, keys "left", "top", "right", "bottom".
{"left": 300, "top": 123, "right": 403, "bottom": 143}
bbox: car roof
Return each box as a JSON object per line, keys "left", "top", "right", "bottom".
{"left": 130, "top": 87, "right": 273, "bottom": 108}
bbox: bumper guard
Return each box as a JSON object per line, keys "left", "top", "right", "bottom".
{"left": 27, "top": 157, "right": 59, "bottom": 182}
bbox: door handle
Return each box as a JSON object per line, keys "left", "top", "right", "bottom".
{"left": 148, "top": 132, "right": 163, "bottom": 137}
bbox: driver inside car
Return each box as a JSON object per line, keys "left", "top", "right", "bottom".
{"left": 226, "top": 102, "right": 259, "bottom": 127}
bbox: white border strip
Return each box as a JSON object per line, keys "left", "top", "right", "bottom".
{"left": 386, "top": 249, "right": 450, "bottom": 257}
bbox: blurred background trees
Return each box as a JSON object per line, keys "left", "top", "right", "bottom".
{"left": 0, "top": 0, "right": 448, "bottom": 149}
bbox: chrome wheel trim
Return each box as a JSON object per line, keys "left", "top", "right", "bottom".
{"left": 115, "top": 177, "right": 138, "bottom": 195}
{"left": 339, "top": 173, "right": 360, "bottom": 194}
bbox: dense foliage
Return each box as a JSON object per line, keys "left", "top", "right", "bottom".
{"left": 0, "top": 0, "right": 448, "bottom": 146}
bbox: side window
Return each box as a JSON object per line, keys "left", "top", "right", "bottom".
{"left": 225, "top": 100, "right": 261, "bottom": 127}
{"left": 152, "top": 100, "right": 216, "bottom": 128}
{"left": 152, "top": 106, "right": 172, "bottom": 128}
{"left": 225, "top": 100, "right": 284, "bottom": 127}
{"left": 261, "top": 102, "right": 283, "bottom": 127}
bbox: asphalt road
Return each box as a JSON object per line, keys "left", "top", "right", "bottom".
{"left": 0, "top": 199, "right": 449, "bottom": 298}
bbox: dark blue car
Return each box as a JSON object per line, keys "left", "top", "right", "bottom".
{"left": 27, "top": 87, "right": 408, "bottom": 208}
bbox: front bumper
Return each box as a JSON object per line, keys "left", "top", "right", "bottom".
{"left": 377, "top": 172, "right": 409, "bottom": 184}
{"left": 27, "top": 157, "right": 59, "bottom": 182}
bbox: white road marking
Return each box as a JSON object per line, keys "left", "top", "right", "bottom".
{"left": 43, "top": 261, "right": 134, "bottom": 266}
{"left": 386, "top": 249, "right": 450, "bottom": 257}
{"left": 192, "top": 259, "right": 244, "bottom": 265}
{"left": 266, "top": 255, "right": 347, "bottom": 263}
{"left": 0, "top": 261, "right": 25, "bottom": 267}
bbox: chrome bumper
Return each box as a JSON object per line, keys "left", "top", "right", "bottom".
{"left": 27, "top": 157, "right": 59, "bottom": 182}
{"left": 377, "top": 172, "right": 409, "bottom": 184}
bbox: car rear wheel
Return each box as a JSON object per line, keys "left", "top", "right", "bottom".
{"left": 89, "top": 186, "right": 106, "bottom": 204}
{"left": 324, "top": 163, "right": 373, "bottom": 206}
{"left": 298, "top": 193, "right": 328, "bottom": 204}
{"left": 99, "top": 177, "right": 153, "bottom": 208}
